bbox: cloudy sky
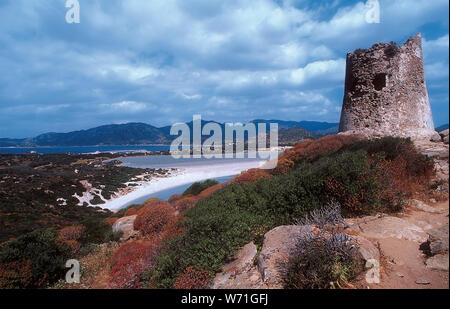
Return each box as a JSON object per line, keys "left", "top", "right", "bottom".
{"left": 0, "top": 0, "right": 448, "bottom": 138}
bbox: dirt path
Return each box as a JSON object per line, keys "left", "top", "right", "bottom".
{"left": 351, "top": 140, "right": 449, "bottom": 289}
{"left": 363, "top": 201, "right": 448, "bottom": 289}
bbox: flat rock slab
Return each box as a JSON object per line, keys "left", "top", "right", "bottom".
{"left": 346, "top": 216, "right": 427, "bottom": 243}
{"left": 415, "top": 278, "right": 431, "bottom": 285}
{"left": 408, "top": 199, "right": 443, "bottom": 214}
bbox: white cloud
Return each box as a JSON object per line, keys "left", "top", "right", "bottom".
{"left": 100, "top": 101, "right": 153, "bottom": 113}
{"left": 290, "top": 59, "right": 346, "bottom": 85}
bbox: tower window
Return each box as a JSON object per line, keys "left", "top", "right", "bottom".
{"left": 372, "top": 73, "right": 387, "bottom": 91}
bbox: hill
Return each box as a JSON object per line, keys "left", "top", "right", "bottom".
{"left": 251, "top": 119, "right": 339, "bottom": 135}
{"left": 28, "top": 123, "right": 169, "bottom": 146}
{"left": 278, "top": 126, "right": 320, "bottom": 145}
{"left": 0, "top": 120, "right": 338, "bottom": 147}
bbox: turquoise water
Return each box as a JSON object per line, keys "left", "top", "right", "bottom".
{"left": 120, "top": 175, "right": 233, "bottom": 208}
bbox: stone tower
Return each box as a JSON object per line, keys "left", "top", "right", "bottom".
{"left": 339, "top": 33, "right": 437, "bottom": 140}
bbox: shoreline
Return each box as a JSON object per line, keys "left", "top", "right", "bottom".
{"left": 100, "top": 160, "right": 268, "bottom": 211}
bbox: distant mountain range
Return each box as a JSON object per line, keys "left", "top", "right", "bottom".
{"left": 0, "top": 120, "right": 339, "bottom": 147}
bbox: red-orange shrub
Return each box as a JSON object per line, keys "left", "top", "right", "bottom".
{"left": 274, "top": 134, "right": 361, "bottom": 174}
{"left": 57, "top": 225, "right": 86, "bottom": 242}
{"left": 0, "top": 259, "right": 33, "bottom": 289}
{"left": 64, "top": 239, "right": 82, "bottom": 255}
{"left": 325, "top": 177, "right": 371, "bottom": 215}
{"left": 232, "top": 168, "right": 271, "bottom": 184}
{"left": 124, "top": 207, "right": 137, "bottom": 216}
{"left": 274, "top": 158, "right": 295, "bottom": 175}
{"left": 142, "top": 197, "right": 164, "bottom": 207}
{"left": 109, "top": 240, "right": 160, "bottom": 289}
{"left": 173, "top": 266, "right": 211, "bottom": 289}
{"left": 168, "top": 194, "right": 183, "bottom": 203}
{"left": 55, "top": 225, "right": 86, "bottom": 255}
{"left": 105, "top": 217, "right": 119, "bottom": 226}
{"left": 172, "top": 194, "right": 199, "bottom": 212}
{"left": 160, "top": 217, "right": 184, "bottom": 243}
{"left": 134, "top": 203, "right": 176, "bottom": 235}
{"left": 373, "top": 154, "right": 432, "bottom": 212}
{"left": 197, "top": 183, "right": 224, "bottom": 198}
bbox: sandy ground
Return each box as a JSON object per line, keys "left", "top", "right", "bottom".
{"left": 354, "top": 200, "right": 449, "bottom": 289}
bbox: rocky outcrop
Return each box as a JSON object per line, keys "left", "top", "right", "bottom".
{"left": 439, "top": 129, "right": 449, "bottom": 144}
{"left": 212, "top": 225, "right": 379, "bottom": 289}
{"left": 212, "top": 242, "right": 264, "bottom": 289}
{"left": 339, "top": 34, "right": 438, "bottom": 141}
{"left": 345, "top": 215, "right": 428, "bottom": 243}
{"left": 408, "top": 199, "right": 443, "bottom": 214}
{"left": 413, "top": 139, "right": 449, "bottom": 182}
{"left": 422, "top": 224, "right": 449, "bottom": 271}
{"left": 257, "top": 225, "right": 312, "bottom": 288}
{"left": 112, "top": 215, "right": 139, "bottom": 241}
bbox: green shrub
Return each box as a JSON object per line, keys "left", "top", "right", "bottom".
{"left": 79, "top": 243, "right": 100, "bottom": 257}
{"left": 104, "top": 230, "right": 123, "bottom": 243}
{"left": 183, "top": 179, "right": 219, "bottom": 196}
{"left": 80, "top": 217, "right": 113, "bottom": 244}
{"left": 150, "top": 151, "right": 379, "bottom": 287}
{"left": 0, "top": 229, "right": 70, "bottom": 288}
{"left": 148, "top": 137, "right": 433, "bottom": 288}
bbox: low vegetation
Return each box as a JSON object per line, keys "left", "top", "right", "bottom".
{"left": 182, "top": 179, "right": 219, "bottom": 196}
{"left": 109, "top": 240, "right": 161, "bottom": 289}
{"left": 283, "top": 203, "right": 361, "bottom": 289}
{"left": 147, "top": 136, "right": 434, "bottom": 288}
{"left": 0, "top": 217, "right": 120, "bottom": 288}
{"left": 173, "top": 266, "right": 211, "bottom": 289}
{"left": 283, "top": 232, "right": 360, "bottom": 289}
{"left": 0, "top": 153, "right": 162, "bottom": 242}
{"left": 134, "top": 202, "right": 176, "bottom": 236}
{"left": 0, "top": 136, "right": 436, "bottom": 289}
{"left": 0, "top": 229, "right": 70, "bottom": 289}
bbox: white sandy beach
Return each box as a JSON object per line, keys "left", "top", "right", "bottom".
{"left": 101, "top": 159, "right": 268, "bottom": 211}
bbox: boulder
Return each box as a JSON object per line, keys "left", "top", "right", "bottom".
{"left": 257, "top": 225, "right": 312, "bottom": 289}
{"left": 439, "top": 129, "right": 449, "bottom": 144}
{"left": 352, "top": 235, "right": 380, "bottom": 262}
{"left": 112, "top": 215, "right": 138, "bottom": 241}
{"left": 212, "top": 242, "right": 264, "bottom": 289}
{"left": 430, "top": 132, "right": 443, "bottom": 142}
{"left": 426, "top": 254, "right": 449, "bottom": 271}
{"left": 428, "top": 224, "right": 449, "bottom": 256}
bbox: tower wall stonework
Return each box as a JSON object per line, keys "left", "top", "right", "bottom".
{"left": 339, "top": 34, "right": 438, "bottom": 140}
